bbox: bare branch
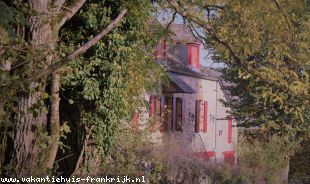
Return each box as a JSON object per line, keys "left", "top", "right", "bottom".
{"left": 58, "top": 0, "right": 86, "bottom": 28}
{"left": 25, "top": 8, "right": 128, "bottom": 83}
{"left": 166, "top": 11, "right": 177, "bottom": 30}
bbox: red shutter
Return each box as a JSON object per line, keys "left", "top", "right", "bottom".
{"left": 197, "top": 44, "right": 200, "bottom": 68}
{"left": 192, "top": 46, "right": 198, "bottom": 67}
{"left": 195, "top": 100, "right": 200, "bottom": 132}
{"left": 149, "top": 96, "right": 156, "bottom": 117}
{"left": 228, "top": 117, "right": 232, "bottom": 143}
{"left": 133, "top": 112, "right": 139, "bottom": 128}
{"left": 187, "top": 44, "right": 200, "bottom": 68}
{"left": 182, "top": 98, "right": 186, "bottom": 127}
{"left": 203, "top": 101, "right": 208, "bottom": 133}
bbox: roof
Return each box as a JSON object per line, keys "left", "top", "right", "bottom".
{"left": 165, "top": 72, "right": 196, "bottom": 93}
{"left": 168, "top": 59, "right": 217, "bottom": 81}
{"left": 168, "top": 24, "right": 200, "bottom": 44}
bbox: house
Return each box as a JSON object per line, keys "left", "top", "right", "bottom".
{"left": 134, "top": 24, "right": 237, "bottom": 165}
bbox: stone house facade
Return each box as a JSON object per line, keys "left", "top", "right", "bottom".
{"left": 134, "top": 24, "right": 237, "bottom": 165}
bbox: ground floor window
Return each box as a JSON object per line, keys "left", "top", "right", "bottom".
{"left": 149, "top": 95, "right": 183, "bottom": 132}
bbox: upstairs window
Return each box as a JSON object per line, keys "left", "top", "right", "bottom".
{"left": 187, "top": 43, "right": 200, "bottom": 68}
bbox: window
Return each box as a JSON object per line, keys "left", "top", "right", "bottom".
{"left": 191, "top": 46, "right": 199, "bottom": 68}
{"left": 159, "top": 96, "right": 183, "bottom": 132}
{"left": 164, "top": 96, "right": 173, "bottom": 131}
{"left": 195, "top": 100, "right": 205, "bottom": 132}
{"left": 175, "top": 98, "right": 183, "bottom": 131}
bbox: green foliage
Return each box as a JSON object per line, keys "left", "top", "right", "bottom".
{"left": 0, "top": 1, "right": 27, "bottom": 41}
{"left": 205, "top": 0, "right": 310, "bottom": 139}
{"left": 60, "top": 0, "right": 164, "bottom": 158}
{"left": 237, "top": 134, "right": 297, "bottom": 184}
{"left": 155, "top": 135, "right": 297, "bottom": 184}
{"left": 101, "top": 128, "right": 163, "bottom": 179}
{"left": 160, "top": 0, "right": 310, "bottom": 139}
{"left": 0, "top": 0, "right": 164, "bottom": 176}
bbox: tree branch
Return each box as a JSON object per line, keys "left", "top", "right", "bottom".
{"left": 52, "top": 0, "right": 66, "bottom": 12}
{"left": 58, "top": 0, "right": 86, "bottom": 28}
{"left": 168, "top": 0, "right": 251, "bottom": 74}
{"left": 168, "top": 0, "right": 210, "bottom": 30}
{"left": 203, "top": 4, "right": 225, "bottom": 11}
{"left": 25, "top": 8, "right": 128, "bottom": 83}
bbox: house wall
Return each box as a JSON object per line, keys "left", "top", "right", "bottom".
{"left": 141, "top": 74, "right": 237, "bottom": 164}
{"left": 139, "top": 28, "right": 237, "bottom": 164}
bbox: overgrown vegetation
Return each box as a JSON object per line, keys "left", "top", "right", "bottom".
{"left": 0, "top": 0, "right": 164, "bottom": 177}
{"left": 1, "top": 0, "right": 309, "bottom": 182}
{"left": 106, "top": 131, "right": 295, "bottom": 184}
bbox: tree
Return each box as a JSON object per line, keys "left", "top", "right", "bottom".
{"left": 0, "top": 0, "right": 163, "bottom": 177}
{"left": 57, "top": 0, "right": 163, "bottom": 175}
{"left": 162, "top": 0, "right": 310, "bottom": 140}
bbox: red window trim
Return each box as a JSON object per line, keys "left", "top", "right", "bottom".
{"left": 203, "top": 101, "right": 208, "bottom": 133}
{"left": 187, "top": 43, "right": 200, "bottom": 68}
{"left": 197, "top": 44, "right": 200, "bottom": 69}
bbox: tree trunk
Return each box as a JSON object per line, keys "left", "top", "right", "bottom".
{"left": 43, "top": 73, "right": 61, "bottom": 170}
{"left": 13, "top": 0, "right": 55, "bottom": 177}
